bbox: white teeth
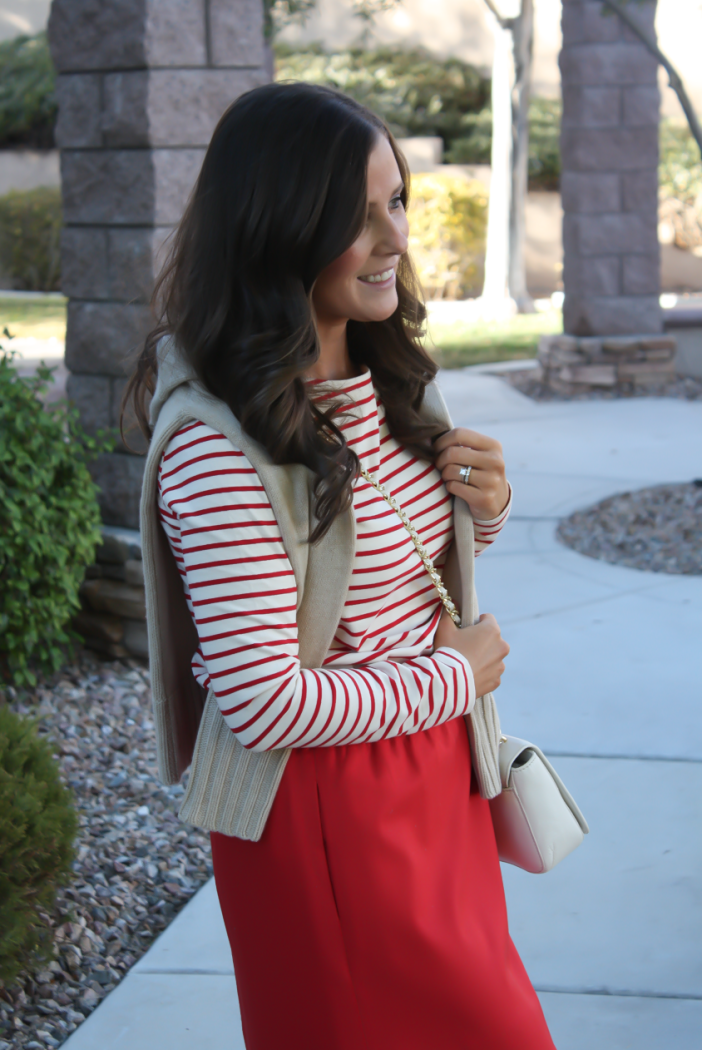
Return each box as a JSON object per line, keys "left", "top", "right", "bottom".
{"left": 360, "top": 269, "right": 394, "bottom": 284}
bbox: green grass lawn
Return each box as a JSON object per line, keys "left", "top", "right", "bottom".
{"left": 0, "top": 295, "right": 562, "bottom": 371}
{"left": 0, "top": 295, "right": 67, "bottom": 341}
{"left": 425, "top": 308, "right": 562, "bottom": 369}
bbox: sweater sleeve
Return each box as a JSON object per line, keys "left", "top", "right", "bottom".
{"left": 158, "top": 423, "right": 476, "bottom": 752}
{"left": 473, "top": 486, "right": 512, "bottom": 554}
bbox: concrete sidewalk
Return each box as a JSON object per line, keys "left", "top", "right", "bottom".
{"left": 63, "top": 372, "right": 702, "bottom": 1050}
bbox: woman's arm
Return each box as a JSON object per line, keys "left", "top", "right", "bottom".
{"left": 158, "top": 423, "right": 476, "bottom": 752}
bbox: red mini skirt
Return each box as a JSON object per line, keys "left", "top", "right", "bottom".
{"left": 211, "top": 717, "right": 555, "bottom": 1050}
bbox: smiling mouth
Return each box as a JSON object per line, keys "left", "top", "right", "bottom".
{"left": 358, "top": 268, "right": 395, "bottom": 286}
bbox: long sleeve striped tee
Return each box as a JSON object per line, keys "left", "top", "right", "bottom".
{"left": 157, "top": 370, "right": 511, "bottom": 752}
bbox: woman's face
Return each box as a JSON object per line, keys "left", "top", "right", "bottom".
{"left": 312, "top": 135, "right": 410, "bottom": 326}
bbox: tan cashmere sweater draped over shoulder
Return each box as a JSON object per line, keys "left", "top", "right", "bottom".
{"left": 139, "top": 338, "right": 502, "bottom": 839}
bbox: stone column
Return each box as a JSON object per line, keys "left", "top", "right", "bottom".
{"left": 48, "top": 0, "right": 268, "bottom": 529}
{"left": 559, "top": 0, "right": 661, "bottom": 336}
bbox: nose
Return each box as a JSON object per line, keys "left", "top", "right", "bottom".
{"left": 379, "top": 212, "right": 408, "bottom": 257}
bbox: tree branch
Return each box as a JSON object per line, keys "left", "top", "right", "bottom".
{"left": 601, "top": 0, "right": 702, "bottom": 158}
{"left": 481, "top": 0, "right": 513, "bottom": 31}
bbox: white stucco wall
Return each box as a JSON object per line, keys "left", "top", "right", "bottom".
{"left": 279, "top": 0, "right": 702, "bottom": 118}
{"left": 278, "top": 0, "right": 562, "bottom": 97}
{"left": 0, "top": 1, "right": 50, "bottom": 41}
{"left": 2, "top": 0, "right": 701, "bottom": 120}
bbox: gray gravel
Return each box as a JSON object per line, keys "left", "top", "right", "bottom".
{"left": 503, "top": 369, "right": 702, "bottom": 402}
{"left": 557, "top": 482, "right": 702, "bottom": 575}
{"left": 0, "top": 651, "right": 213, "bottom": 1049}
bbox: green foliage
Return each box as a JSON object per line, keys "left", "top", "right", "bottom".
{"left": 0, "top": 704, "right": 77, "bottom": 983}
{"left": 275, "top": 43, "right": 490, "bottom": 144}
{"left": 0, "top": 352, "right": 111, "bottom": 686}
{"left": 446, "top": 97, "right": 562, "bottom": 189}
{"left": 409, "top": 173, "right": 488, "bottom": 299}
{"left": 0, "top": 187, "right": 62, "bottom": 292}
{"left": 525, "top": 97, "right": 563, "bottom": 190}
{"left": 275, "top": 45, "right": 564, "bottom": 188}
{"left": 659, "top": 120, "right": 702, "bottom": 202}
{"left": 0, "top": 31, "right": 56, "bottom": 149}
{"left": 264, "top": 0, "right": 317, "bottom": 38}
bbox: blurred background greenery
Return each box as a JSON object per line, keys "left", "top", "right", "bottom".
{"left": 275, "top": 43, "right": 562, "bottom": 188}
{"left": 0, "top": 32, "right": 700, "bottom": 369}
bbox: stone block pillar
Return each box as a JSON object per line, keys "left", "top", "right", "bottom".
{"left": 560, "top": 0, "right": 661, "bottom": 335}
{"left": 48, "top": 0, "right": 268, "bottom": 528}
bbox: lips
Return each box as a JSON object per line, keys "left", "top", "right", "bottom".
{"left": 358, "top": 268, "right": 395, "bottom": 286}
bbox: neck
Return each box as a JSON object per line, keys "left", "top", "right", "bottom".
{"left": 307, "top": 317, "right": 357, "bottom": 381}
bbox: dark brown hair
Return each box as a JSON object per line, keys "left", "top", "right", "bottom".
{"left": 124, "top": 82, "right": 442, "bottom": 540}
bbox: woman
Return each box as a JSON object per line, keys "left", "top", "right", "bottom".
{"left": 127, "top": 83, "right": 554, "bottom": 1049}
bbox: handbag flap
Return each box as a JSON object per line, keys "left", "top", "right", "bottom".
{"left": 499, "top": 736, "right": 590, "bottom": 835}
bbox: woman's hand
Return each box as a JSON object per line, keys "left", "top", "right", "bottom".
{"left": 434, "top": 611, "right": 510, "bottom": 697}
{"left": 434, "top": 427, "right": 509, "bottom": 521}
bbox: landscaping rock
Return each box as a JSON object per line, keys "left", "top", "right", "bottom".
{"left": 503, "top": 367, "right": 702, "bottom": 402}
{"left": 536, "top": 332, "right": 676, "bottom": 395}
{"left": 557, "top": 482, "right": 702, "bottom": 575}
{"left": 79, "top": 579, "right": 146, "bottom": 620}
{"left": 0, "top": 651, "right": 213, "bottom": 1049}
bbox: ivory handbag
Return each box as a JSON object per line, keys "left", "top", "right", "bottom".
{"left": 490, "top": 736, "right": 589, "bottom": 873}
{"left": 359, "top": 466, "right": 589, "bottom": 874}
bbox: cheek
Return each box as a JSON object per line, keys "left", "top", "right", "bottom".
{"left": 316, "top": 244, "right": 367, "bottom": 302}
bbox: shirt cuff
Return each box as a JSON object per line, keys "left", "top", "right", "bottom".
{"left": 473, "top": 482, "right": 513, "bottom": 528}
{"left": 434, "top": 646, "right": 476, "bottom": 715}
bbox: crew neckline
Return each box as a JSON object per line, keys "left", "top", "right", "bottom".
{"left": 306, "top": 366, "right": 371, "bottom": 389}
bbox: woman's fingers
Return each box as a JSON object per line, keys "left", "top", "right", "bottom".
{"left": 434, "top": 610, "right": 510, "bottom": 697}
{"left": 435, "top": 444, "right": 494, "bottom": 472}
{"left": 435, "top": 427, "right": 509, "bottom": 520}
{"left": 434, "top": 427, "right": 501, "bottom": 455}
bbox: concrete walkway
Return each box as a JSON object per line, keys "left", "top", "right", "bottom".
{"left": 63, "top": 371, "right": 702, "bottom": 1050}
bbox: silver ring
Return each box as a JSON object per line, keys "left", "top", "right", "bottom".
{"left": 459, "top": 465, "right": 473, "bottom": 484}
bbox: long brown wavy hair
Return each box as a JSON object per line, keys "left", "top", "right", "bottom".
{"left": 123, "top": 82, "right": 443, "bottom": 541}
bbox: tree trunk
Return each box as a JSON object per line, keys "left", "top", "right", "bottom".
{"left": 480, "top": 12, "right": 515, "bottom": 320}
{"left": 508, "top": 0, "right": 534, "bottom": 312}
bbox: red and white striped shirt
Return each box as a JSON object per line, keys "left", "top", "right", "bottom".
{"left": 157, "top": 371, "right": 511, "bottom": 751}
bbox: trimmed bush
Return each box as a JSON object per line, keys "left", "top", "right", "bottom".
{"left": 0, "top": 186, "right": 62, "bottom": 292}
{"left": 275, "top": 45, "right": 560, "bottom": 188}
{"left": 275, "top": 43, "right": 490, "bottom": 145}
{"left": 0, "top": 32, "right": 56, "bottom": 149}
{"left": 409, "top": 173, "right": 488, "bottom": 300}
{"left": 446, "top": 96, "right": 562, "bottom": 189}
{"left": 0, "top": 704, "right": 77, "bottom": 984}
{"left": 0, "top": 353, "right": 110, "bottom": 686}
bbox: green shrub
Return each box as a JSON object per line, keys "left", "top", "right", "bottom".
{"left": 446, "top": 96, "right": 562, "bottom": 189}
{"left": 275, "top": 43, "right": 490, "bottom": 144}
{"left": 0, "top": 353, "right": 110, "bottom": 686}
{"left": 275, "top": 45, "right": 564, "bottom": 188}
{"left": 0, "top": 31, "right": 56, "bottom": 149}
{"left": 409, "top": 172, "right": 488, "bottom": 299}
{"left": 0, "top": 704, "right": 77, "bottom": 983}
{"left": 659, "top": 120, "right": 702, "bottom": 202}
{"left": 0, "top": 186, "right": 62, "bottom": 292}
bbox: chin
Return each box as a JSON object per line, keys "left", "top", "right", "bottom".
{"left": 355, "top": 292, "right": 399, "bottom": 324}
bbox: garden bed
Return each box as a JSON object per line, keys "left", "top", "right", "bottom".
{"left": 557, "top": 482, "right": 702, "bottom": 575}
{"left": 503, "top": 368, "right": 702, "bottom": 402}
{"left": 0, "top": 651, "right": 212, "bottom": 1050}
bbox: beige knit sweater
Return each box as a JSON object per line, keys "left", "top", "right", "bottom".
{"left": 139, "top": 338, "right": 502, "bottom": 839}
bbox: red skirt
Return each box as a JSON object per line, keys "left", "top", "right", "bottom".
{"left": 211, "top": 718, "right": 555, "bottom": 1050}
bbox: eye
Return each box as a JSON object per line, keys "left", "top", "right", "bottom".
{"left": 389, "top": 195, "right": 404, "bottom": 211}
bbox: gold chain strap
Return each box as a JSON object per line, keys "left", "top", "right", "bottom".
{"left": 359, "top": 466, "right": 461, "bottom": 626}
